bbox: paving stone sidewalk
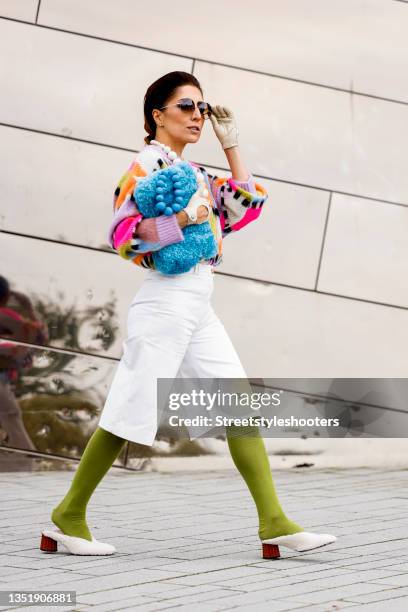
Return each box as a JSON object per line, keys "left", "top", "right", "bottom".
{"left": 0, "top": 467, "right": 408, "bottom": 612}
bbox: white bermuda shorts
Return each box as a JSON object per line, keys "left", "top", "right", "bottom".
{"left": 98, "top": 263, "right": 247, "bottom": 446}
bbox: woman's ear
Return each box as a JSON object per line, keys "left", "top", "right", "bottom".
{"left": 151, "top": 109, "right": 162, "bottom": 129}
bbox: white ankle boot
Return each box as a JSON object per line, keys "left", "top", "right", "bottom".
{"left": 262, "top": 531, "right": 337, "bottom": 559}
{"left": 40, "top": 528, "right": 116, "bottom": 555}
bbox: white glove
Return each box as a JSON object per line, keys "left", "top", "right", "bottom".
{"left": 183, "top": 181, "right": 211, "bottom": 225}
{"left": 210, "top": 105, "right": 239, "bottom": 150}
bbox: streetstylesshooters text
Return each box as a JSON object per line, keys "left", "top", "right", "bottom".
{"left": 166, "top": 390, "right": 340, "bottom": 428}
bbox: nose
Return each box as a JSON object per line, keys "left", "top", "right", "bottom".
{"left": 192, "top": 104, "right": 202, "bottom": 120}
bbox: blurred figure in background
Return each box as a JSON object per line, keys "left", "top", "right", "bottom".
{"left": 0, "top": 275, "right": 48, "bottom": 469}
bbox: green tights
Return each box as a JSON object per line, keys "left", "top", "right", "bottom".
{"left": 51, "top": 427, "right": 126, "bottom": 541}
{"left": 51, "top": 425, "right": 303, "bottom": 542}
{"left": 226, "top": 424, "right": 303, "bottom": 540}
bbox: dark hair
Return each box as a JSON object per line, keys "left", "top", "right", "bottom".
{"left": 0, "top": 275, "right": 10, "bottom": 304}
{"left": 143, "top": 71, "right": 203, "bottom": 145}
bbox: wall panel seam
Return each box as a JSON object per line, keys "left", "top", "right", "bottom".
{"left": 315, "top": 192, "right": 332, "bottom": 291}
{"left": 2, "top": 230, "right": 408, "bottom": 312}
{"left": 1, "top": 122, "right": 407, "bottom": 209}
{"left": 1, "top": 16, "right": 408, "bottom": 107}
{"left": 0, "top": 446, "right": 138, "bottom": 470}
{"left": 35, "top": 0, "right": 41, "bottom": 24}
{"left": 0, "top": 336, "right": 119, "bottom": 362}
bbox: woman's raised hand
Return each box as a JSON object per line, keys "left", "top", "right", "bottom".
{"left": 209, "top": 105, "right": 239, "bottom": 150}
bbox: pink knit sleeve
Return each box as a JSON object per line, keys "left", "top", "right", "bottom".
{"left": 113, "top": 214, "right": 184, "bottom": 251}
{"left": 137, "top": 215, "right": 184, "bottom": 246}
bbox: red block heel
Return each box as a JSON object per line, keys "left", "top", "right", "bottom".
{"left": 262, "top": 543, "right": 280, "bottom": 559}
{"left": 40, "top": 533, "right": 58, "bottom": 553}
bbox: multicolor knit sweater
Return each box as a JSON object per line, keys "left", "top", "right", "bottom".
{"left": 107, "top": 143, "right": 268, "bottom": 269}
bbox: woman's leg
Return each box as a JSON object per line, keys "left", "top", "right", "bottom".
{"left": 51, "top": 427, "right": 126, "bottom": 541}
{"left": 52, "top": 270, "right": 211, "bottom": 541}
{"left": 178, "top": 302, "right": 304, "bottom": 541}
{"left": 226, "top": 423, "right": 304, "bottom": 540}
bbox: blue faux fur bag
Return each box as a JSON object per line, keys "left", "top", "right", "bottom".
{"left": 134, "top": 161, "right": 217, "bottom": 275}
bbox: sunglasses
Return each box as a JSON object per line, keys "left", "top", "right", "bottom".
{"left": 159, "top": 98, "right": 212, "bottom": 119}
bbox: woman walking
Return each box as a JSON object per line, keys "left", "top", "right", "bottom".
{"left": 41, "top": 71, "right": 336, "bottom": 559}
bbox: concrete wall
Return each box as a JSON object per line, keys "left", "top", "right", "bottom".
{"left": 1, "top": 1, "right": 407, "bottom": 464}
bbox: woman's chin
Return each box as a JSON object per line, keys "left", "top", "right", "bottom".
{"left": 187, "top": 133, "right": 200, "bottom": 143}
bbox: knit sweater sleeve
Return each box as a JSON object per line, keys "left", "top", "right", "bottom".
{"left": 112, "top": 214, "right": 184, "bottom": 252}
{"left": 204, "top": 170, "right": 268, "bottom": 237}
{"left": 107, "top": 148, "right": 184, "bottom": 265}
